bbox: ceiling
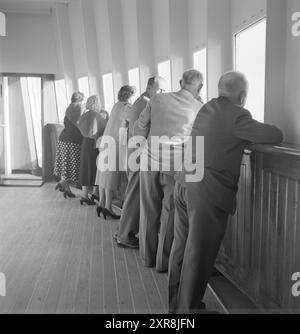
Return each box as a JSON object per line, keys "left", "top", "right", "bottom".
{"left": 0, "top": 0, "right": 71, "bottom": 14}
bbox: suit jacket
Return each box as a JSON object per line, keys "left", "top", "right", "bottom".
{"left": 176, "top": 96, "right": 284, "bottom": 214}
{"left": 134, "top": 89, "right": 203, "bottom": 176}
{"left": 127, "top": 93, "right": 150, "bottom": 139}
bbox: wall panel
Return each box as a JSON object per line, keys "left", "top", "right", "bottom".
{"left": 136, "top": 0, "right": 155, "bottom": 91}
{"left": 107, "top": 0, "right": 126, "bottom": 101}
{"left": 1, "top": 13, "right": 59, "bottom": 75}
{"left": 169, "top": 0, "right": 189, "bottom": 91}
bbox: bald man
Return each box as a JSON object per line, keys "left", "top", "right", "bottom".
{"left": 169, "top": 71, "right": 284, "bottom": 314}
{"left": 135, "top": 70, "right": 204, "bottom": 273}
{"left": 116, "top": 77, "right": 166, "bottom": 249}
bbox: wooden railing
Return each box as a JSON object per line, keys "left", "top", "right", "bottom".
{"left": 216, "top": 143, "right": 300, "bottom": 313}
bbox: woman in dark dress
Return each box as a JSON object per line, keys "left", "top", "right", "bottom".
{"left": 54, "top": 92, "right": 84, "bottom": 198}
{"left": 78, "top": 95, "right": 109, "bottom": 205}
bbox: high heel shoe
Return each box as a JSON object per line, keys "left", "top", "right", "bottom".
{"left": 96, "top": 206, "right": 103, "bottom": 217}
{"left": 102, "top": 208, "right": 121, "bottom": 220}
{"left": 55, "top": 183, "right": 64, "bottom": 192}
{"left": 80, "top": 197, "right": 96, "bottom": 206}
{"left": 64, "top": 190, "right": 76, "bottom": 199}
{"left": 90, "top": 194, "right": 100, "bottom": 203}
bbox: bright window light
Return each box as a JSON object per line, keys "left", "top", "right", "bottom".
{"left": 26, "top": 77, "right": 42, "bottom": 167}
{"left": 78, "top": 76, "right": 90, "bottom": 102}
{"left": 194, "top": 48, "right": 207, "bottom": 103}
{"left": 158, "top": 60, "right": 172, "bottom": 93}
{"left": 0, "top": 12, "right": 6, "bottom": 36}
{"left": 54, "top": 79, "right": 68, "bottom": 123}
{"left": 235, "top": 19, "right": 267, "bottom": 122}
{"left": 128, "top": 68, "right": 141, "bottom": 103}
{"left": 102, "top": 73, "right": 115, "bottom": 114}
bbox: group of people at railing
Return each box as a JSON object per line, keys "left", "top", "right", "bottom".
{"left": 53, "top": 69, "right": 284, "bottom": 314}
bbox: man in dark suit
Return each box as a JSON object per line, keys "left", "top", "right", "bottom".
{"left": 168, "top": 71, "right": 284, "bottom": 314}
{"left": 115, "top": 76, "right": 166, "bottom": 249}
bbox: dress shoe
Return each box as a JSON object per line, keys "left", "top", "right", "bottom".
{"left": 117, "top": 239, "right": 139, "bottom": 250}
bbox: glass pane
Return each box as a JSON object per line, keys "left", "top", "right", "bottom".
{"left": 0, "top": 78, "right": 6, "bottom": 179}
{"left": 0, "top": 124, "right": 4, "bottom": 181}
{"left": 194, "top": 48, "right": 207, "bottom": 103}
{"left": 158, "top": 60, "right": 172, "bottom": 93}
{"left": 2, "top": 76, "right": 43, "bottom": 178}
{"left": 26, "top": 77, "right": 42, "bottom": 168}
{"left": 235, "top": 19, "right": 267, "bottom": 122}
{"left": 78, "top": 76, "right": 90, "bottom": 102}
{"left": 102, "top": 73, "right": 115, "bottom": 114}
{"left": 128, "top": 67, "right": 141, "bottom": 103}
{"left": 0, "top": 12, "right": 6, "bottom": 36}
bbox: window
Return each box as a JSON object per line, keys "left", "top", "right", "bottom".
{"left": 0, "top": 12, "right": 6, "bottom": 36}
{"left": 78, "top": 76, "right": 90, "bottom": 102}
{"left": 128, "top": 68, "right": 141, "bottom": 103}
{"left": 54, "top": 79, "right": 68, "bottom": 123}
{"left": 158, "top": 60, "right": 172, "bottom": 93}
{"left": 194, "top": 48, "right": 208, "bottom": 103}
{"left": 102, "top": 73, "right": 115, "bottom": 113}
{"left": 235, "top": 19, "right": 267, "bottom": 122}
{"left": 25, "top": 77, "right": 42, "bottom": 168}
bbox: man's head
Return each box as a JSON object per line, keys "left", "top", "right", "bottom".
{"left": 181, "top": 70, "right": 204, "bottom": 98}
{"left": 146, "top": 76, "right": 167, "bottom": 98}
{"left": 218, "top": 71, "right": 249, "bottom": 107}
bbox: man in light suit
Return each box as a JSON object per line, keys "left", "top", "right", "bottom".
{"left": 135, "top": 70, "right": 204, "bottom": 273}
{"left": 115, "top": 76, "right": 166, "bottom": 249}
{"left": 168, "top": 72, "right": 284, "bottom": 314}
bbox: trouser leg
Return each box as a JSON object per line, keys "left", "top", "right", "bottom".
{"left": 168, "top": 183, "right": 189, "bottom": 313}
{"left": 156, "top": 173, "right": 175, "bottom": 272}
{"left": 118, "top": 171, "right": 140, "bottom": 244}
{"left": 139, "top": 171, "right": 163, "bottom": 267}
{"left": 176, "top": 183, "right": 229, "bottom": 314}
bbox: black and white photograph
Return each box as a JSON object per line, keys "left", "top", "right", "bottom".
{"left": 0, "top": 0, "right": 299, "bottom": 320}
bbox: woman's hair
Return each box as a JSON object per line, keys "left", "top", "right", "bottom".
{"left": 86, "top": 95, "right": 101, "bottom": 112}
{"left": 118, "top": 85, "right": 136, "bottom": 102}
{"left": 71, "top": 91, "right": 84, "bottom": 104}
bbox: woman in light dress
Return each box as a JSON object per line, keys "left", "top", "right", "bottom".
{"left": 95, "top": 85, "right": 136, "bottom": 220}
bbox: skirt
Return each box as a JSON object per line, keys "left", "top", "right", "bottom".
{"left": 80, "top": 138, "right": 98, "bottom": 187}
{"left": 54, "top": 141, "right": 81, "bottom": 184}
{"left": 96, "top": 170, "right": 127, "bottom": 192}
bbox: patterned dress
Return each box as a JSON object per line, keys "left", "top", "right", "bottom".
{"left": 54, "top": 116, "right": 83, "bottom": 184}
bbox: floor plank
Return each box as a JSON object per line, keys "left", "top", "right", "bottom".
{"left": 0, "top": 183, "right": 220, "bottom": 314}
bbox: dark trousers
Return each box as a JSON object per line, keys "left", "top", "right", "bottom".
{"left": 139, "top": 171, "right": 175, "bottom": 272}
{"left": 168, "top": 182, "right": 229, "bottom": 314}
{"left": 117, "top": 171, "right": 140, "bottom": 244}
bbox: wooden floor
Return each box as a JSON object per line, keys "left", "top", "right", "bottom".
{"left": 0, "top": 183, "right": 221, "bottom": 314}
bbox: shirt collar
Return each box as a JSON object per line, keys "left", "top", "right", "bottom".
{"left": 179, "top": 88, "right": 196, "bottom": 99}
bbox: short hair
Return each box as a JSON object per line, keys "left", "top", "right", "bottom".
{"left": 147, "top": 76, "right": 164, "bottom": 87}
{"left": 147, "top": 77, "right": 156, "bottom": 87}
{"left": 146, "top": 76, "right": 167, "bottom": 93}
{"left": 118, "top": 85, "right": 136, "bottom": 102}
{"left": 86, "top": 95, "right": 101, "bottom": 112}
{"left": 218, "top": 71, "right": 248, "bottom": 98}
{"left": 71, "top": 91, "right": 84, "bottom": 104}
{"left": 182, "top": 70, "right": 203, "bottom": 86}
